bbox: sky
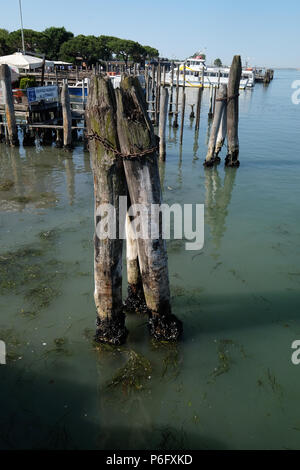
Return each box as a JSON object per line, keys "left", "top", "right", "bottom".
{"left": 2, "top": 0, "right": 300, "bottom": 67}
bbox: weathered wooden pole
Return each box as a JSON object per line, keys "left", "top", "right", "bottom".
{"left": 86, "top": 75, "right": 128, "bottom": 345}
{"left": 204, "top": 84, "right": 227, "bottom": 167}
{"left": 179, "top": 92, "right": 186, "bottom": 145}
{"left": 190, "top": 104, "right": 195, "bottom": 119}
{"left": 213, "top": 86, "right": 217, "bottom": 116}
{"left": 208, "top": 85, "right": 213, "bottom": 119}
{"left": 0, "top": 64, "right": 18, "bottom": 146}
{"left": 116, "top": 76, "right": 182, "bottom": 340}
{"left": 124, "top": 210, "right": 148, "bottom": 314}
{"left": 159, "top": 87, "right": 169, "bottom": 160}
{"left": 226, "top": 55, "right": 242, "bottom": 167}
{"left": 155, "top": 62, "right": 161, "bottom": 125}
{"left": 169, "top": 61, "right": 174, "bottom": 115}
{"left": 61, "top": 82, "right": 72, "bottom": 149}
{"left": 173, "top": 65, "right": 180, "bottom": 128}
{"left": 215, "top": 107, "right": 227, "bottom": 159}
{"left": 195, "top": 85, "right": 203, "bottom": 131}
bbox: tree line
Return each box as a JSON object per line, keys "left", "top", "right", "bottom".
{"left": 0, "top": 27, "right": 159, "bottom": 65}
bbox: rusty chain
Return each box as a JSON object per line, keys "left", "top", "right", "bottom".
{"left": 86, "top": 129, "right": 158, "bottom": 159}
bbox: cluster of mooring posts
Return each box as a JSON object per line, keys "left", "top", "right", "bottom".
{"left": 0, "top": 55, "right": 243, "bottom": 344}
{"left": 86, "top": 75, "right": 183, "bottom": 344}
{"left": 144, "top": 55, "right": 242, "bottom": 168}
{"left": 0, "top": 64, "right": 86, "bottom": 150}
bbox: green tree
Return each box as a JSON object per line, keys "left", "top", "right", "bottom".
{"left": 108, "top": 38, "right": 145, "bottom": 65}
{"left": 143, "top": 46, "right": 159, "bottom": 60}
{"left": 214, "top": 58, "right": 222, "bottom": 67}
{"left": 0, "top": 29, "right": 11, "bottom": 55}
{"left": 8, "top": 29, "right": 44, "bottom": 54}
{"left": 59, "top": 35, "right": 106, "bottom": 65}
{"left": 40, "top": 27, "right": 74, "bottom": 60}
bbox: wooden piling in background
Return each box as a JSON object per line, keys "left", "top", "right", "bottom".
{"left": 159, "top": 87, "right": 169, "bottom": 160}
{"left": 173, "top": 65, "right": 180, "bottom": 128}
{"left": 195, "top": 86, "right": 203, "bottom": 131}
{"left": 204, "top": 84, "right": 227, "bottom": 167}
{"left": 61, "top": 82, "right": 72, "bottom": 149}
{"left": 179, "top": 92, "right": 186, "bottom": 145}
{"left": 169, "top": 62, "right": 174, "bottom": 115}
{"left": 226, "top": 55, "right": 242, "bottom": 167}
{"left": 0, "top": 64, "right": 18, "bottom": 146}
{"left": 208, "top": 85, "right": 213, "bottom": 119}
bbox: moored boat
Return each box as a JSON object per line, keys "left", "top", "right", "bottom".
{"left": 164, "top": 56, "right": 255, "bottom": 89}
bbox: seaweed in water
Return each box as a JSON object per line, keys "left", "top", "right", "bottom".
{"left": 0, "top": 180, "right": 14, "bottom": 191}
{"left": 211, "top": 339, "right": 247, "bottom": 380}
{"left": 39, "top": 229, "right": 58, "bottom": 241}
{"left": 0, "top": 242, "right": 64, "bottom": 314}
{"left": 107, "top": 350, "right": 152, "bottom": 395}
{"left": 25, "top": 285, "right": 60, "bottom": 309}
{"left": 151, "top": 339, "right": 181, "bottom": 380}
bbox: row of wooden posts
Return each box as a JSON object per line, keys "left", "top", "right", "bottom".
{"left": 149, "top": 55, "right": 242, "bottom": 167}
{"left": 0, "top": 55, "right": 242, "bottom": 168}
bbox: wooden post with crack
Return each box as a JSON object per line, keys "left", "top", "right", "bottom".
{"left": 116, "top": 76, "right": 182, "bottom": 340}
{"left": 86, "top": 75, "right": 128, "bottom": 345}
{"left": 226, "top": 55, "right": 242, "bottom": 167}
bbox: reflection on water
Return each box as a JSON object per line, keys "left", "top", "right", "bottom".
{"left": 205, "top": 167, "right": 237, "bottom": 256}
{"left": 1, "top": 71, "right": 300, "bottom": 449}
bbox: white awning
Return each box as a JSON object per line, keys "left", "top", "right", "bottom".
{"left": 0, "top": 52, "right": 54, "bottom": 70}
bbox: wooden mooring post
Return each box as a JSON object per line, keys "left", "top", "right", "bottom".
{"left": 159, "top": 87, "right": 169, "bottom": 160}
{"left": 179, "top": 92, "right": 186, "bottom": 145}
{"left": 195, "top": 85, "right": 203, "bottom": 131}
{"left": 61, "top": 82, "right": 72, "bottom": 149}
{"left": 86, "top": 76, "right": 128, "bottom": 345}
{"left": 204, "top": 84, "right": 227, "bottom": 167}
{"left": 0, "top": 64, "right": 19, "bottom": 146}
{"left": 173, "top": 65, "right": 180, "bottom": 128}
{"left": 225, "top": 55, "right": 242, "bottom": 167}
{"left": 169, "top": 62, "right": 174, "bottom": 115}
{"left": 215, "top": 107, "right": 227, "bottom": 158}
{"left": 208, "top": 85, "right": 214, "bottom": 119}
{"left": 86, "top": 75, "right": 182, "bottom": 343}
{"left": 116, "top": 76, "right": 182, "bottom": 340}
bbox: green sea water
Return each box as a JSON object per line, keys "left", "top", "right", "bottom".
{"left": 0, "top": 70, "right": 300, "bottom": 450}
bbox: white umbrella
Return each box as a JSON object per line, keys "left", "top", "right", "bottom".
{"left": 0, "top": 52, "right": 54, "bottom": 70}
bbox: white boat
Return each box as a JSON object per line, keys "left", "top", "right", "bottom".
{"left": 165, "top": 56, "right": 255, "bottom": 89}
